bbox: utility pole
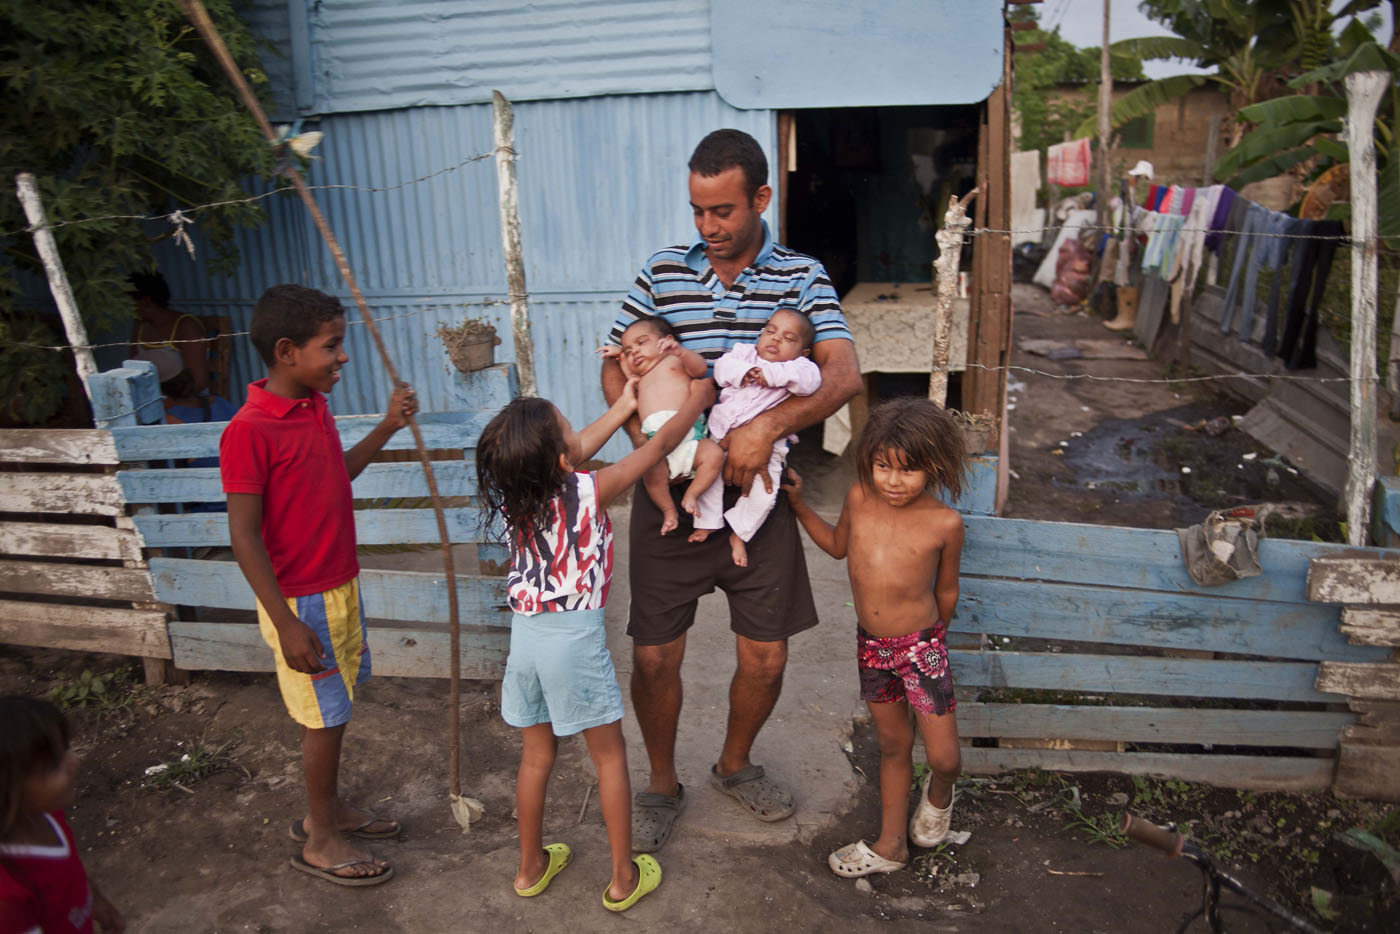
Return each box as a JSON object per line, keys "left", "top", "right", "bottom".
{"left": 1097, "top": 0, "right": 1112, "bottom": 231}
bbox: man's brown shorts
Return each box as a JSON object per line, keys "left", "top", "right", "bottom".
{"left": 627, "top": 480, "right": 819, "bottom": 646}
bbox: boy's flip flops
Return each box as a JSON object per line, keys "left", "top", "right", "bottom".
{"left": 514, "top": 843, "right": 572, "bottom": 897}
{"left": 289, "top": 854, "right": 394, "bottom": 887}
{"left": 602, "top": 854, "right": 662, "bottom": 911}
{"left": 288, "top": 810, "right": 401, "bottom": 842}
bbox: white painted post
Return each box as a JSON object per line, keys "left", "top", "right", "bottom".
{"left": 929, "top": 189, "right": 977, "bottom": 407}
{"left": 492, "top": 90, "right": 536, "bottom": 398}
{"left": 1343, "top": 71, "right": 1388, "bottom": 546}
{"left": 14, "top": 173, "right": 98, "bottom": 387}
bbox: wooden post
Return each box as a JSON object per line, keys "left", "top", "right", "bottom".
{"left": 14, "top": 173, "right": 98, "bottom": 386}
{"left": 1343, "top": 72, "right": 1388, "bottom": 547}
{"left": 493, "top": 91, "right": 536, "bottom": 399}
{"left": 930, "top": 190, "right": 978, "bottom": 407}
{"left": 1202, "top": 114, "right": 1221, "bottom": 186}
{"left": 1096, "top": 0, "right": 1112, "bottom": 231}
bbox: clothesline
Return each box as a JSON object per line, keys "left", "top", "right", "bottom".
{"left": 0, "top": 300, "right": 509, "bottom": 353}
{"left": 1, "top": 147, "right": 506, "bottom": 239}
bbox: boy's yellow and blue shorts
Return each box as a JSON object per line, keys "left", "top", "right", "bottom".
{"left": 257, "top": 578, "right": 370, "bottom": 729}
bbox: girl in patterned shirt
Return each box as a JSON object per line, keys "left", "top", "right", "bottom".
{"left": 477, "top": 375, "right": 711, "bottom": 911}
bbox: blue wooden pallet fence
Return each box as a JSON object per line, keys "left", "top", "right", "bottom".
{"left": 96, "top": 363, "right": 519, "bottom": 677}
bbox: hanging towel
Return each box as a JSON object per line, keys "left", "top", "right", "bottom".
{"left": 1047, "top": 138, "right": 1091, "bottom": 187}
{"left": 1010, "top": 150, "right": 1042, "bottom": 247}
{"left": 1204, "top": 186, "right": 1237, "bottom": 253}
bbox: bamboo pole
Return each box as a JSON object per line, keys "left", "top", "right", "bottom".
{"left": 1343, "top": 71, "right": 1388, "bottom": 546}
{"left": 175, "top": 0, "right": 475, "bottom": 819}
{"left": 929, "top": 188, "right": 978, "bottom": 407}
{"left": 1096, "top": 0, "right": 1112, "bottom": 232}
{"left": 14, "top": 173, "right": 98, "bottom": 386}
{"left": 492, "top": 91, "right": 536, "bottom": 398}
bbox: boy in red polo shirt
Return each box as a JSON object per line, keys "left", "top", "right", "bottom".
{"left": 220, "top": 285, "right": 417, "bottom": 887}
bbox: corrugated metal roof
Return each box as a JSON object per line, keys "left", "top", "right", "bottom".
{"left": 306, "top": 0, "right": 713, "bottom": 114}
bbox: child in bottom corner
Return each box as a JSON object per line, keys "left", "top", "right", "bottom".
{"left": 476, "top": 373, "right": 713, "bottom": 911}
{"left": 0, "top": 697, "right": 124, "bottom": 933}
{"left": 783, "top": 397, "right": 968, "bottom": 878}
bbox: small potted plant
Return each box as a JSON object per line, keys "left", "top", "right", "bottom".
{"left": 437, "top": 317, "right": 501, "bottom": 374}
{"left": 954, "top": 410, "right": 998, "bottom": 453}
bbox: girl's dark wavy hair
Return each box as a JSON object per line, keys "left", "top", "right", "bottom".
{"left": 0, "top": 696, "right": 71, "bottom": 839}
{"left": 854, "top": 397, "right": 968, "bottom": 501}
{"left": 476, "top": 397, "right": 569, "bottom": 542}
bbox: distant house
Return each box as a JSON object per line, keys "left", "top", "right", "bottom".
{"left": 143, "top": 1, "right": 1006, "bottom": 459}
{"left": 1041, "top": 81, "right": 1235, "bottom": 190}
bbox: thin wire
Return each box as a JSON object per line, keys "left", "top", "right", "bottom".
{"left": 0, "top": 298, "right": 509, "bottom": 353}
{"left": 969, "top": 225, "right": 1355, "bottom": 241}
{"left": 966, "top": 361, "right": 1366, "bottom": 385}
{"left": 0, "top": 148, "right": 506, "bottom": 238}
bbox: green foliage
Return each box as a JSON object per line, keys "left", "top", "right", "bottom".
{"left": 0, "top": 0, "right": 274, "bottom": 413}
{"left": 0, "top": 314, "right": 69, "bottom": 423}
{"left": 142, "top": 738, "right": 243, "bottom": 791}
{"left": 49, "top": 667, "right": 133, "bottom": 712}
{"left": 1009, "top": 3, "right": 1145, "bottom": 153}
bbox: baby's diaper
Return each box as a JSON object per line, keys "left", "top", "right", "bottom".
{"left": 640, "top": 410, "right": 708, "bottom": 480}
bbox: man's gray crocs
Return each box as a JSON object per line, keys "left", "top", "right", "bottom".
{"left": 709, "top": 764, "right": 795, "bottom": 822}
{"left": 632, "top": 784, "right": 685, "bottom": 853}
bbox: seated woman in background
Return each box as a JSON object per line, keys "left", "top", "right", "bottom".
{"left": 128, "top": 271, "right": 210, "bottom": 395}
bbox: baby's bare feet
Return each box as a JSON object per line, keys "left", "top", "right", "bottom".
{"left": 730, "top": 533, "right": 748, "bottom": 567}
{"left": 680, "top": 491, "right": 699, "bottom": 517}
{"left": 688, "top": 527, "right": 713, "bottom": 544}
{"left": 660, "top": 509, "right": 679, "bottom": 535}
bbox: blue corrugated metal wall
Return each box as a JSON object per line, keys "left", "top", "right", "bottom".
{"left": 156, "top": 92, "right": 773, "bottom": 462}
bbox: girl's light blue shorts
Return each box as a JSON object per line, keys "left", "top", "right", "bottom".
{"left": 501, "top": 607, "right": 625, "bottom": 736}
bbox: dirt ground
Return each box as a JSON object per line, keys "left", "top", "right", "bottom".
{"left": 4, "top": 282, "right": 1396, "bottom": 932}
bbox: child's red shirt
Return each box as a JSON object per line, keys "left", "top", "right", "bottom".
{"left": 0, "top": 811, "right": 93, "bottom": 934}
{"left": 219, "top": 379, "right": 358, "bottom": 596}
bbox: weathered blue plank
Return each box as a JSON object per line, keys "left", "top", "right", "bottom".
{"left": 87, "top": 361, "right": 163, "bottom": 427}
{"left": 109, "top": 411, "right": 494, "bottom": 462}
{"left": 957, "top": 703, "right": 1353, "bottom": 749}
{"left": 959, "top": 747, "right": 1333, "bottom": 791}
{"left": 946, "top": 456, "right": 997, "bottom": 516}
{"left": 167, "top": 621, "right": 507, "bottom": 679}
{"left": 149, "top": 559, "right": 508, "bottom": 623}
{"left": 961, "top": 515, "right": 1398, "bottom": 605}
{"left": 133, "top": 506, "right": 500, "bottom": 548}
{"left": 118, "top": 460, "right": 478, "bottom": 504}
{"left": 954, "top": 578, "right": 1386, "bottom": 663}
{"left": 949, "top": 650, "right": 1337, "bottom": 703}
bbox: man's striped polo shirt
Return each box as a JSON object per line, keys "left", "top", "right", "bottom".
{"left": 609, "top": 221, "right": 851, "bottom": 374}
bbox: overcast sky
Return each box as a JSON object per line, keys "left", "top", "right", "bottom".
{"left": 1049, "top": 0, "right": 1393, "bottom": 81}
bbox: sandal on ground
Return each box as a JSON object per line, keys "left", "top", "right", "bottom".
{"left": 602, "top": 854, "right": 662, "bottom": 912}
{"left": 514, "top": 843, "right": 572, "bottom": 897}
{"left": 289, "top": 853, "right": 394, "bottom": 887}
{"left": 908, "top": 773, "right": 954, "bottom": 848}
{"left": 827, "top": 840, "right": 907, "bottom": 878}
{"left": 632, "top": 784, "right": 685, "bottom": 853}
{"left": 708, "top": 764, "right": 794, "bottom": 822}
{"left": 288, "top": 809, "right": 401, "bottom": 843}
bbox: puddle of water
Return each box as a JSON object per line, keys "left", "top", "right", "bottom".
{"left": 1053, "top": 403, "right": 1220, "bottom": 503}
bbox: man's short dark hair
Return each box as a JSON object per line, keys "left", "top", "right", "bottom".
{"left": 689, "top": 129, "right": 768, "bottom": 201}
{"left": 128, "top": 271, "right": 170, "bottom": 307}
{"left": 249, "top": 284, "right": 345, "bottom": 365}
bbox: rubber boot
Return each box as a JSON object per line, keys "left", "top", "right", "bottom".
{"left": 1104, "top": 286, "right": 1138, "bottom": 331}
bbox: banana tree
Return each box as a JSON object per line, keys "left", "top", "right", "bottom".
{"left": 1213, "top": 23, "right": 1400, "bottom": 249}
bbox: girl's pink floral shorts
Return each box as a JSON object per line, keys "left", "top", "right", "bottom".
{"left": 856, "top": 623, "right": 957, "bottom": 717}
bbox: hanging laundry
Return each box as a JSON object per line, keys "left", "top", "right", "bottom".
{"left": 1277, "top": 220, "right": 1345, "bottom": 370}
{"left": 1203, "top": 186, "right": 1237, "bottom": 253}
{"left": 1047, "top": 138, "right": 1091, "bottom": 187}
